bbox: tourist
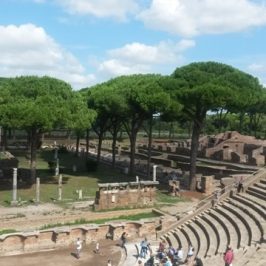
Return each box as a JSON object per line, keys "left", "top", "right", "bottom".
{"left": 75, "top": 237, "right": 82, "bottom": 259}
{"left": 107, "top": 259, "right": 112, "bottom": 266}
{"left": 176, "top": 246, "right": 183, "bottom": 262}
{"left": 120, "top": 232, "right": 127, "bottom": 248}
{"left": 158, "top": 239, "right": 166, "bottom": 252}
{"left": 140, "top": 237, "right": 150, "bottom": 259}
{"left": 162, "top": 257, "right": 172, "bottom": 266}
{"left": 187, "top": 244, "right": 194, "bottom": 258}
{"left": 237, "top": 176, "right": 244, "bottom": 193}
{"left": 95, "top": 241, "right": 100, "bottom": 253}
{"left": 138, "top": 259, "right": 144, "bottom": 265}
{"left": 224, "top": 246, "right": 234, "bottom": 266}
{"left": 194, "top": 256, "right": 203, "bottom": 266}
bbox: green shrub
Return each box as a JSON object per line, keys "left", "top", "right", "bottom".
{"left": 58, "top": 146, "right": 68, "bottom": 154}
{"left": 48, "top": 160, "right": 56, "bottom": 172}
{"left": 86, "top": 159, "right": 98, "bottom": 172}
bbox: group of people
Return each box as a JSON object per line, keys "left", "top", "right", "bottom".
{"left": 138, "top": 239, "right": 202, "bottom": 266}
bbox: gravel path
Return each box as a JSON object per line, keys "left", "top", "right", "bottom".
{"left": 0, "top": 203, "right": 153, "bottom": 231}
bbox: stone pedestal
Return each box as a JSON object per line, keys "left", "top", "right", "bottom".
{"left": 58, "top": 174, "right": 62, "bottom": 201}
{"left": 202, "top": 175, "right": 214, "bottom": 195}
{"left": 36, "top": 177, "right": 40, "bottom": 204}
{"left": 11, "top": 168, "right": 18, "bottom": 206}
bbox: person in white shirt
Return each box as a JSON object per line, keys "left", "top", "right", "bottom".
{"left": 177, "top": 246, "right": 183, "bottom": 261}
{"left": 187, "top": 244, "right": 194, "bottom": 259}
{"left": 75, "top": 237, "right": 82, "bottom": 259}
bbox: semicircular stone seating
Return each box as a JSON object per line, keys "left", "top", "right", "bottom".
{"left": 160, "top": 172, "right": 266, "bottom": 266}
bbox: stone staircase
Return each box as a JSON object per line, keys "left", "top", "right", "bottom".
{"left": 159, "top": 171, "right": 266, "bottom": 265}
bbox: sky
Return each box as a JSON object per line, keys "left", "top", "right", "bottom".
{"left": 1, "top": 0, "right": 266, "bottom": 90}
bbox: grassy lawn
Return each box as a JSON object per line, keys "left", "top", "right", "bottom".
{"left": 0, "top": 149, "right": 192, "bottom": 207}
{"left": 0, "top": 149, "right": 133, "bottom": 205}
{"left": 40, "top": 212, "right": 161, "bottom": 230}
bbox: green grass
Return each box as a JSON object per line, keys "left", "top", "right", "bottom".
{"left": 0, "top": 229, "right": 17, "bottom": 235}
{"left": 0, "top": 149, "right": 133, "bottom": 205}
{"left": 156, "top": 191, "right": 186, "bottom": 204}
{"left": 39, "top": 212, "right": 161, "bottom": 230}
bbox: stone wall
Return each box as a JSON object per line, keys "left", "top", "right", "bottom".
{"left": 0, "top": 219, "right": 160, "bottom": 256}
{"left": 94, "top": 181, "right": 159, "bottom": 211}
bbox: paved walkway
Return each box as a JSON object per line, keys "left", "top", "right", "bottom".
{"left": 0, "top": 239, "right": 121, "bottom": 266}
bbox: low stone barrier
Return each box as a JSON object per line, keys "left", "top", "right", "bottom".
{"left": 0, "top": 219, "right": 161, "bottom": 256}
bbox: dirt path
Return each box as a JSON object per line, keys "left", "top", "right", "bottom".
{"left": 0, "top": 239, "right": 121, "bottom": 266}
{"left": 0, "top": 203, "right": 153, "bottom": 231}
{"left": 0, "top": 191, "right": 202, "bottom": 231}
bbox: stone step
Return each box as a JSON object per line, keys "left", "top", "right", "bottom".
{"left": 214, "top": 205, "right": 242, "bottom": 249}
{"left": 226, "top": 198, "right": 264, "bottom": 245}
{"left": 172, "top": 228, "right": 189, "bottom": 257}
{"left": 222, "top": 201, "right": 252, "bottom": 246}
{"left": 218, "top": 202, "right": 249, "bottom": 248}
{"left": 194, "top": 217, "right": 213, "bottom": 257}
{"left": 203, "top": 211, "right": 229, "bottom": 254}
{"left": 260, "top": 178, "right": 266, "bottom": 185}
{"left": 254, "top": 182, "right": 266, "bottom": 191}
{"left": 198, "top": 213, "right": 220, "bottom": 256}
{"left": 122, "top": 243, "right": 139, "bottom": 266}
{"left": 180, "top": 223, "right": 198, "bottom": 257}
{"left": 209, "top": 208, "right": 238, "bottom": 249}
{"left": 190, "top": 218, "right": 211, "bottom": 258}
{"left": 237, "top": 193, "right": 266, "bottom": 211}
{"left": 185, "top": 221, "right": 201, "bottom": 257}
{"left": 231, "top": 194, "right": 266, "bottom": 219}
{"left": 247, "top": 186, "right": 266, "bottom": 200}
{"left": 202, "top": 245, "right": 257, "bottom": 266}
{"left": 165, "top": 231, "right": 179, "bottom": 250}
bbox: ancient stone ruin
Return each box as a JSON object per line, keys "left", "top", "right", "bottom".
{"left": 0, "top": 151, "right": 18, "bottom": 179}
{"left": 144, "top": 131, "right": 266, "bottom": 167}
{"left": 94, "top": 180, "right": 159, "bottom": 211}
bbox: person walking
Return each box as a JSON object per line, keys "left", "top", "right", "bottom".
{"left": 75, "top": 237, "right": 82, "bottom": 259}
{"left": 224, "top": 246, "right": 234, "bottom": 266}
{"left": 120, "top": 232, "right": 127, "bottom": 248}
{"left": 237, "top": 176, "right": 244, "bottom": 193}
{"left": 140, "top": 237, "right": 150, "bottom": 259}
{"left": 95, "top": 242, "right": 100, "bottom": 254}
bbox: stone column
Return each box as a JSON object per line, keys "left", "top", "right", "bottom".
{"left": 36, "top": 177, "right": 40, "bottom": 204}
{"left": 11, "top": 168, "right": 18, "bottom": 206}
{"left": 153, "top": 165, "right": 158, "bottom": 182}
{"left": 78, "top": 189, "right": 83, "bottom": 200}
{"left": 55, "top": 158, "right": 59, "bottom": 176}
{"left": 58, "top": 174, "right": 62, "bottom": 201}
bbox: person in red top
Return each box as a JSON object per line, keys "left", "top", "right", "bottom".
{"left": 224, "top": 246, "right": 234, "bottom": 266}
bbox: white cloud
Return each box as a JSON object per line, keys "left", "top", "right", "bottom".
{"left": 248, "top": 62, "right": 266, "bottom": 85}
{"left": 56, "top": 0, "right": 139, "bottom": 20}
{"left": 97, "top": 39, "right": 195, "bottom": 78}
{"left": 0, "top": 24, "right": 95, "bottom": 89}
{"left": 138, "top": 0, "right": 266, "bottom": 36}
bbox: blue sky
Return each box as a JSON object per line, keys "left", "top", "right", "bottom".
{"left": 1, "top": 0, "right": 266, "bottom": 89}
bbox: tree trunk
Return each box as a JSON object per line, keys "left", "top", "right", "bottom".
{"left": 1, "top": 127, "right": 7, "bottom": 151}
{"left": 75, "top": 133, "right": 80, "bottom": 156}
{"left": 189, "top": 117, "right": 204, "bottom": 191}
{"left": 111, "top": 132, "right": 117, "bottom": 168}
{"left": 30, "top": 128, "right": 37, "bottom": 182}
{"left": 147, "top": 116, "right": 153, "bottom": 178}
{"left": 86, "top": 128, "right": 90, "bottom": 158}
{"left": 238, "top": 112, "right": 244, "bottom": 133}
{"left": 97, "top": 133, "right": 103, "bottom": 163}
{"left": 158, "top": 117, "right": 161, "bottom": 138}
{"left": 129, "top": 134, "right": 137, "bottom": 175}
